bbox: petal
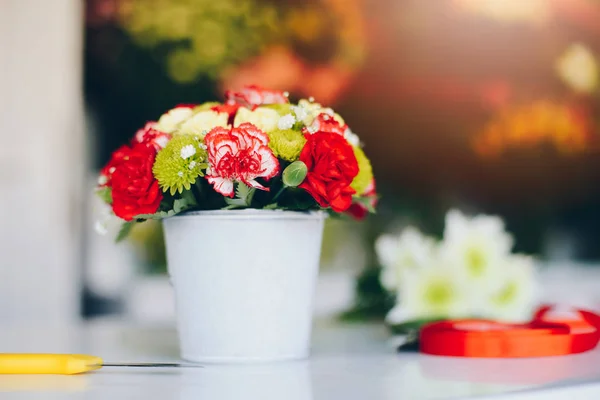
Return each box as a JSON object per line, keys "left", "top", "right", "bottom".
{"left": 207, "top": 176, "right": 235, "bottom": 197}
{"left": 256, "top": 146, "right": 279, "bottom": 179}
{"left": 243, "top": 178, "right": 268, "bottom": 191}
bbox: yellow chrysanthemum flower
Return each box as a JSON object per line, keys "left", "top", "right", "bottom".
{"left": 193, "top": 102, "right": 221, "bottom": 113}
{"left": 264, "top": 103, "right": 294, "bottom": 116}
{"left": 156, "top": 107, "right": 195, "bottom": 133}
{"left": 233, "top": 106, "right": 280, "bottom": 132}
{"left": 153, "top": 135, "right": 208, "bottom": 195}
{"left": 268, "top": 129, "right": 307, "bottom": 162}
{"left": 177, "top": 110, "right": 229, "bottom": 137}
{"left": 351, "top": 146, "right": 373, "bottom": 195}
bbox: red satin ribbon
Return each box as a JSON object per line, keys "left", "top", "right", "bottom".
{"left": 420, "top": 305, "right": 600, "bottom": 358}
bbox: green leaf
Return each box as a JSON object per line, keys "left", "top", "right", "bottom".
{"left": 263, "top": 203, "right": 279, "bottom": 210}
{"left": 223, "top": 198, "right": 246, "bottom": 208}
{"left": 282, "top": 161, "right": 307, "bottom": 187}
{"left": 235, "top": 182, "right": 256, "bottom": 206}
{"left": 388, "top": 317, "right": 446, "bottom": 335}
{"left": 173, "top": 198, "right": 190, "bottom": 213}
{"left": 352, "top": 195, "right": 377, "bottom": 214}
{"left": 115, "top": 221, "right": 135, "bottom": 243}
{"left": 134, "top": 210, "right": 176, "bottom": 220}
{"left": 96, "top": 187, "right": 112, "bottom": 205}
{"left": 134, "top": 197, "right": 194, "bottom": 221}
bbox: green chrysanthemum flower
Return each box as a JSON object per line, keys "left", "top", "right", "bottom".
{"left": 268, "top": 129, "right": 307, "bottom": 162}
{"left": 153, "top": 135, "right": 208, "bottom": 195}
{"left": 351, "top": 146, "right": 373, "bottom": 195}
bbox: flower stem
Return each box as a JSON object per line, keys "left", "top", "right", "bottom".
{"left": 272, "top": 186, "right": 287, "bottom": 202}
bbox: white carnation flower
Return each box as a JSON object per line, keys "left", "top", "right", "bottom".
{"left": 376, "top": 227, "right": 437, "bottom": 292}
{"left": 156, "top": 107, "right": 194, "bottom": 133}
{"left": 479, "top": 255, "right": 538, "bottom": 322}
{"left": 234, "top": 107, "right": 280, "bottom": 132}
{"left": 177, "top": 110, "right": 229, "bottom": 137}
{"left": 440, "top": 209, "right": 513, "bottom": 297}
{"left": 386, "top": 262, "right": 470, "bottom": 325}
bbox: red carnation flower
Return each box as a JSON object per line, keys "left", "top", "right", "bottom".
{"left": 347, "top": 178, "right": 378, "bottom": 220}
{"left": 306, "top": 113, "right": 348, "bottom": 136}
{"left": 211, "top": 103, "right": 241, "bottom": 124}
{"left": 299, "top": 131, "right": 359, "bottom": 212}
{"left": 133, "top": 122, "right": 171, "bottom": 151}
{"left": 204, "top": 123, "right": 279, "bottom": 197}
{"left": 225, "top": 85, "right": 289, "bottom": 109}
{"left": 175, "top": 103, "right": 196, "bottom": 109}
{"left": 111, "top": 143, "right": 162, "bottom": 221}
{"left": 99, "top": 145, "right": 131, "bottom": 187}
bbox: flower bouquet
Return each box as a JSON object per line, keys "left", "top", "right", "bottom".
{"left": 96, "top": 85, "right": 376, "bottom": 362}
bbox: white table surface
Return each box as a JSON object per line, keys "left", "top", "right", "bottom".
{"left": 2, "top": 319, "right": 600, "bottom": 399}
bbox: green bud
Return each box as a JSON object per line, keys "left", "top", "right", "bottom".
{"left": 282, "top": 161, "right": 308, "bottom": 187}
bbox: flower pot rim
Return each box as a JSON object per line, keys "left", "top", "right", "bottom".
{"left": 168, "top": 209, "right": 327, "bottom": 220}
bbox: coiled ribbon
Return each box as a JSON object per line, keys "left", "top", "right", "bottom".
{"left": 420, "top": 305, "right": 600, "bottom": 358}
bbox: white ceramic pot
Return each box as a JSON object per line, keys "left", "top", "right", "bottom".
{"left": 162, "top": 209, "right": 326, "bottom": 363}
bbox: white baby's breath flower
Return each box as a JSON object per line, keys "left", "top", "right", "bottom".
{"left": 277, "top": 113, "right": 296, "bottom": 130}
{"left": 94, "top": 219, "right": 108, "bottom": 235}
{"left": 376, "top": 227, "right": 437, "bottom": 292}
{"left": 180, "top": 144, "right": 196, "bottom": 159}
{"left": 156, "top": 107, "right": 194, "bottom": 133}
{"left": 291, "top": 105, "right": 308, "bottom": 123}
{"left": 344, "top": 129, "right": 360, "bottom": 146}
{"left": 188, "top": 161, "right": 197, "bottom": 169}
{"left": 480, "top": 255, "right": 538, "bottom": 322}
{"left": 440, "top": 209, "right": 513, "bottom": 296}
{"left": 177, "top": 110, "right": 229, "bottom": 137}
{"left": 556, "top": 43, "right": 599, "bottom": 94}
{"left": 97, "top": 175, "right": 108, "bottom": 186}
{"left": 386, "top": 262, "right": 470, "bottom": 325}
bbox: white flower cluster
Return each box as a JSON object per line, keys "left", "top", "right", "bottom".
{"left": 377, "top": 210, "right": 537, "bottom": 326}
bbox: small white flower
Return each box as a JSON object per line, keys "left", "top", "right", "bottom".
{"left": 440, "top": 209, "right": 514, "bottom": 297}
{"left": 188, "top": 161, "right": 197, "bottom": 169}
{"left": 291, "top": 105, "right": 308, "bottom": 123}
{"left": 156, "top": 107, "right": 194, "bottom": 133}
{"left": 376, "top": 227, "right": 437, "bottom": 292}
{"left": 97, "top": 175, "right": 108, "bottom": 185}
{"left": 177, "top": 171, "right": 184, "bottom": 177}
{"left": 94, "top": 219, "right": 108, "bottom": 235}
{"left": 277, "top": 113, "right": 296, "bottom": 130}
{"left": 308, "top": 96, "right": 315, "bottom": 102}
{"left": 180, "top": 144, "right": 196, "bottom": 159}
{"left": 386, "top": 262, "right": 470, "bottom": 325}
{"left": 344, "top": 128, "right": 360, "bottom": 146}
{"left": 108, "top": 167, "right": 116, "bottom": 174}
{"left": 480, "top": 255, "right": 538, "bottom": 322}
{"left": 199, "top": 143, "right": 207, "bottom": 150}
